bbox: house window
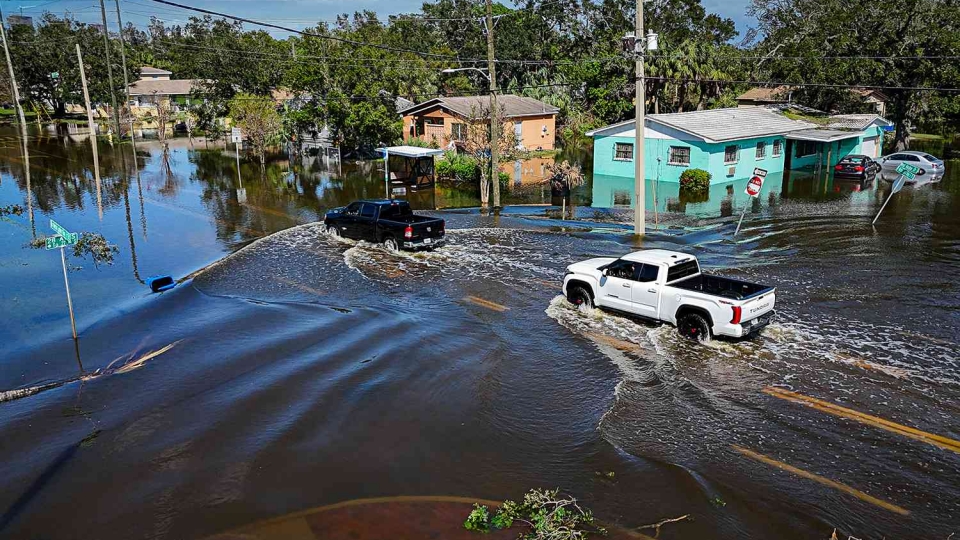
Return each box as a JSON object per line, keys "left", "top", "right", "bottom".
{"left": 424, "top": 117, "right": 444, "bottom": 125}
{"left": 756, "top": 142, "right": 766, "bottom": 160}
{"left": 668, "top": 146, "right": 690, "bottom": 166}
{"left": 614, "top": 142, "right": 634, "bottom": 161}
{"left": 724, "top": 145, "right": 739, "bottom": 164}
{"left": 773, "top": 139, "right": 783, "bottom": 157}
{"left": 451, "top": 123, "right": 467, "bottom": 141}
{"left": 796, "top": 140, "right": 818, "bottom": 157}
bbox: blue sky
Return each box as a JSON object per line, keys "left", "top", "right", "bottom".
{"left": 6, "top": 0, "right": 755, "bottom": 37}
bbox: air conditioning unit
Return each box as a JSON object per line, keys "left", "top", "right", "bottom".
{"left": 727, "top": 166, "right": 737, "bottom": 177}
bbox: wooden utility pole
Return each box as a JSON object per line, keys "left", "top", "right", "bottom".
{"left": 1, "top": 5, "right": 34, "bottom": 231}
{"left": 98, "top": 0, "right": 121, "bottom": 137}
{"left": 634, "top": 0, "right": 646, "bottom": 236}
{"left": 485, "top": 0, "right": 500, "bottom": 210}
{"left": 77, "top": 44, "right": 104, "bottom": 219}
{"left": 114, "top": 0, "right": 134, "bottom": 137}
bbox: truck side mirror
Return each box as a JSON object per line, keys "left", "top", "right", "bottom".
{"left": 601, "top": 269, "right": 609, "bottom": 277}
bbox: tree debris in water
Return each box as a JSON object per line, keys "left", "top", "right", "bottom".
{"left": 27, "top": 232, "right": 119, "bottom": 268}
{"left": 637, "top": 514, "right": 691, "bottom": 538}
{"left": 464, "top": 488, "right": 605, "bottom": 539}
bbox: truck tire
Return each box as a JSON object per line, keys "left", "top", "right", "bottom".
{"left": 326, "top": 225, "right": 340, "bottom": 238}
{"left": 383, "top": 236, "right": 399, "bottom": 252}
{"left": 567, "top": 285, "right": 593, "bottom": 309}
{"left": 678, "top": 312, "right": 712, "bottom": 343}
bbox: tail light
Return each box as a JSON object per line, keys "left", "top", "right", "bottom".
{"left": 439, "top": 222, "right": 445, "bottom": 235}
{"left": 730, "top": 306, "right": 742, "bottom": 325}
{"left": 854, "top": 165, "right": 864, "bottom": 172}
{"left": 834, "top": 165, "right": 843, "bottom": 171}
{"left": 404, "top": 225, "right": 413, "bottom": 239}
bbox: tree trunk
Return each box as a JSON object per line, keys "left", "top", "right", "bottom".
{"left": 479, "top": 169, "right": 490, "bottom": 206}
{"left": 891, "top": 91, "right": 911, "bottom": 151}
{"left": 54, "top": 100, "right": 66, "bottom": 118}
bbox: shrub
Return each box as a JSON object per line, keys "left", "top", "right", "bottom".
{"left": 436, "top": 151, "right": 479, "bottom": 184}
{"left": 679, "top": 168, "right": 711, "bottom": 194}
{"left": 463, "top": 489, "right": 605, "bottom": 539}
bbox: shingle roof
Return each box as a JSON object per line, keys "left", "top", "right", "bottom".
{"left": 139, "top": 66, "right": 172, "bottom": 76}
{"left": 649, "top": 107, "right": 814, "bottom": 143}
{"left": 399, "top": 95, "right": 559, "bottom": 119}
{"left": 825, "top": 114, "right": 891, "bottom": 130}
{"left": 785, "top": 128, "right": 861, "bottom": 142}
{"left": 128, "top": 79, "right": 201, "bottom": 96}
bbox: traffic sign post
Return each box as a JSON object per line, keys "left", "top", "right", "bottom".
{"left": 232, "top": 127, "right": 243, "bottom": 191}
{"left": 735, "top": 169, "right": 767, "bottom": 236}
{"left": 873, "top": 175, "right": 906, "bottom": 225}
{"left": 46, "top": 219, "right": 79, "bottom": 339}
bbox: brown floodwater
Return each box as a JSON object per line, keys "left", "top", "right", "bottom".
{"left": 0, "top": 126, "right": 958, "bottom": 539}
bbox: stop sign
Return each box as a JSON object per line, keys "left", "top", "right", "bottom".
{"left": 745, "top": 175, "right": 764, "bottom": 197}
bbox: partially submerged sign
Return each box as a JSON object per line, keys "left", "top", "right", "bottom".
{"left": 895, "top": 162, "right": 920, "bottom": 180}
{"left": 736, "top": 168, "right": 768, "bottom": 235}
{"left": 891, "top": 175, "right": 906, "bottom": 194}
{"left": 46, "top": 219, "right": 78, "bottom": 250}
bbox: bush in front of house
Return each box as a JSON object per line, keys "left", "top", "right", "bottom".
{"left": 679, "top": 168, "right": 711, "bottom": 194}
{"left": 436, "top": 151, "right": 479, "bottom": 184}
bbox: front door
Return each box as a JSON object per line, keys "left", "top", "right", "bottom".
{"left": 514, "top": 122, "right": 523, "bottom": 150}
{"left": 629, "top": 263, "right": 661, "bottom": 318}
{"left": 340, "top": 202, "right": 362, "bottom": 238}
{"left": 599, "top": 260, "right": 638, "bottom": 313}
{"left": 357, "top": 203, "right": 379, "bottom": 241}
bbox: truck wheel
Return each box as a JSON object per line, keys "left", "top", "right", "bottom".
{"left": 567, "top": 285, "right": 593, "bottom": 309}
{"left": 678, "top": 313, "right": 712, "bottom": 343}
{"left": 326, "top": 225, "right": 340, "bottom": 238}
{"left": 383, "top": 236, "right": 399, "bottom": 252}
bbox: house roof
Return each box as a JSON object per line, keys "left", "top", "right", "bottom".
{"left": 851, "top": 88, "right": 890, "bottom": 102}
{"left": 586, "top": 107, "right": 815, "bottom": 143}
{"left": 128, "top": 79, "right": 201, "bottom": 96}
{"left": 737, "top": 86, "right": 793, "bottom": 102}
{"left": 398, "top": 95, "right": 559, "bottom": 119}
{"left": 139, "top": 66, "right": 172, "bottom": 76}
{"left": 825, "top": 114, "right": 892, "bottom": 131}
{"left": 785, "top": 128, "right": 860, "bottom": 143}
{"left": 376, "top": 145, "right": 446, "bottom": 158}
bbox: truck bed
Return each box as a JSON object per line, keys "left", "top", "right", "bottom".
{"left": 671, "top": 274, "right": 773, "bottom": 301}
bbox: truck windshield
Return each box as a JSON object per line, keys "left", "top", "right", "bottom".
{"left": 667, "top": 260, "right": 699, "bottom": 282}
{"left": 380, "top": 203, "right": 413, "bottom": 219}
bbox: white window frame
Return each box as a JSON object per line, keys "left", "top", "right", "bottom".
{"left": 668, "top": 146, "right": 691, "bottom": 166}
{"left": 613, "top": 142, "right": 634, "bottom": 161}
{"left": 756, "top": 142, "right": 766, "bottom": 160}
{"left": 772, "top": 139, "right": 783, "bottom": 158}
{"left": 724, "top": 145, "right": 739, "bottom": 165}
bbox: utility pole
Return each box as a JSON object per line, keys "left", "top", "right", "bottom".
{"left": 484, "top": 0, "right": 500, "bottom": 210}
{"left": 77, "top": 44, "right": 104, "bottom": 219}
{"left": 1, "top": 5, "right": 34, "bottom": 231}
{"left": 634, "top": 0, "right": 646, "bottom": 236}
{"left": 114, "top": 0, "right": 134, "bottom": 138}
{"left": 98, "top": 0, "right": 121, "bottom": 138}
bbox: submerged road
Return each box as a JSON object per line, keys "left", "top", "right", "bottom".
{"left": 0, "top": 200, "right": 958, "bottom": 539}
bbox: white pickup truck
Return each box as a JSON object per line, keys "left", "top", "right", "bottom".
{"left": 562, "top": 249, "right": 776, "bottom": 341}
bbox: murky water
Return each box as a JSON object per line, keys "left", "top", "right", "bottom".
{"left": 1, "top": 126, "right": 958, "bottom": 539}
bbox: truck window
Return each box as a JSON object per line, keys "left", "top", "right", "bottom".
{"left": 360, "top": 204, "right": 377, "bottom": 218}
{"left": 667, "top": 260, "right": 699, "bottom": 282}
{"left": 380, "top": 203, "right": 413, "bottom": 219}
{"left": 344, "top": 203, "right": 362, "bottom": 216}
{"left": 636, "top": 264, "right": 660, "bottom": 283}
{"left": 606, "top": 260, "right": 636, "bottom": 279}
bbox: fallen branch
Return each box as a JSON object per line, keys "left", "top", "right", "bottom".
{"left": 637, "top": 514, "right": 690, "bottom": 538}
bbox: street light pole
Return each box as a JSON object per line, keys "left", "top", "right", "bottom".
{"left": 634, "top": 0, "right": 646, "bottom": 236}
{"left": 484, "top": 0, "right": 500, "bottom": 211}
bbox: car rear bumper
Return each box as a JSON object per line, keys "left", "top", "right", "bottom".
{"left": 403, "top": 238, "right": 445, "bottom": 250}
{"left": 741, "top": 310, "right": 775, "bottom": 335}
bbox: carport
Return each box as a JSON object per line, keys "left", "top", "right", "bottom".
{"left": 376, "top": 145, "right": 446, "bottom": 198}
{"left": 785, "top": 129, "right": 861, "bottom": 171}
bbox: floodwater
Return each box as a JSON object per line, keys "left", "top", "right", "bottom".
{"left": 1, "top": 125, "right": 958, "bottom": 540}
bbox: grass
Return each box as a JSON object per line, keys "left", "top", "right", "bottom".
{"left": 910, "top": 133, "right": 944, "bottom": 141}
{"left": 782, "top": 110, "right": 831, "bottom": 126}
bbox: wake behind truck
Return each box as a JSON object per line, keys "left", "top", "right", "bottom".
{"left": 563, "top": 249, "right": 776, "bottom": 341}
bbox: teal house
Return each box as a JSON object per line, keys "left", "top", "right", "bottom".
{"left": 586, "top": 107, "right": 891, "bottom": 185}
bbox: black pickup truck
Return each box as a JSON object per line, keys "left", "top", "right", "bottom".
{"left": 323, "top": 199, "right": 445, "bottom": 251}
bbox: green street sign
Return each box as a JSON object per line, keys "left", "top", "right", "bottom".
{"left": 45, "top": 233, "right": 78, "bottom": 250}
{"left": 49, "top": 219, "right": 71, "bottom": 238}
{"left": 896, "top": 162, "right": 920, "bottom": 180}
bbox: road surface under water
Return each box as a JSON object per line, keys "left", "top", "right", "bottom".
{"left": 0, "top": 128, "right": 958, "bottom": 539}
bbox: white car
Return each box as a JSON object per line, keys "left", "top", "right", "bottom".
{"left": 879, "top": 151, "right": 945, "bottom": 182}
{"left": 562, "top": 249, "right": 776, "bottom": 341}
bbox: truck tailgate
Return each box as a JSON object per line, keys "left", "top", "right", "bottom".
{"left": 740, "top": 290, "right": 775, "bottom": 322}
{"left": 409, "top": 219, "right": 444, "bottom": 239}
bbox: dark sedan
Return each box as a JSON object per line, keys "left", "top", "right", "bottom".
{"left": 834, "top": 155, "right": 880, "bottom": 180}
